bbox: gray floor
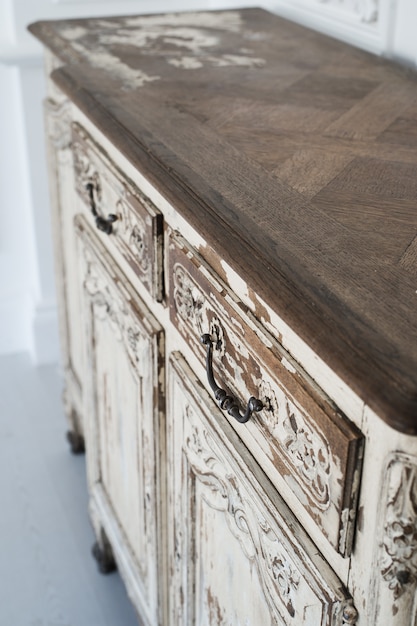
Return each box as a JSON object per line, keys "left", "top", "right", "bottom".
{"left": 0, "top": 352, "right": 139, "bottom": 626}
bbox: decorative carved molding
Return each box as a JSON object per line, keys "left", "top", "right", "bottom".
{"left": 116, "top": 196, "right": 150, "bottom": 274}
{"left": 380, "top": 455, "right": 417, "bottom": 599}
{"left": 129, "top": 223, "right": 149, "bottom": 271}
{"left": 258, "top": 380, "right": 331, "bottom": 509}
{"left": 82, "top": 244, "right": 147, "bottom": 365}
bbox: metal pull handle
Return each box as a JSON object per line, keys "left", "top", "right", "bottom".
{"left": 95, "top": 214, "right": 118, "bottom": 235}
{"left": 200, "top": 333, "right": 263, "bottom": 423}
{"left": 85, "top": 182, "right": 118, "bottom": 235}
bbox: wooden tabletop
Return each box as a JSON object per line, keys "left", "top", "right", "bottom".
{"left": 29, "top": 9, "right": 417, "bottom": 434}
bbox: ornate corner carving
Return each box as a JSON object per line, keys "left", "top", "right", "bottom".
{"left": 114, "top": 195, "right": 151, "bottom": 275}
{"left": 82, "top": 244, "right": 147, "bottom": 364}
{"left": 173, "top": 262, "right": 205, "bottom": 331}
{"left": 380, "top": 454, "right": 417, "bottom": 599}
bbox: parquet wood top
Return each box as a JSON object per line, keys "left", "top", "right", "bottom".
{"left": 29, "top": 9, "right": 417, "bottom": 432}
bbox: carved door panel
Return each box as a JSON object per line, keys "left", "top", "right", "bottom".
{"left": 167, "top": 352, "right": 357, "bottom": 626}
{"left": 76, "top": 215, "right": 165, "bottom": 626}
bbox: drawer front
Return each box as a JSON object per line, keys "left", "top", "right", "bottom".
{"left": 168, "top": 232, "right": 364, "bottom": 557}
{"left": 168, "top": 352, "right": 357, "bottom": 625}
{"left": 72, "top": 123, "right": 164, "bottom": 301}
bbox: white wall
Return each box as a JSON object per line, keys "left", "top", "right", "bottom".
{"left": 0, "top": 0, "right": 416, "bottom": 364}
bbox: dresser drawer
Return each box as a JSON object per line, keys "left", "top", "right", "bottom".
{"left": 168, "top": 232, "right": 364, "bottom": 557}
{"left": 72, "top": 123, "right": 164, "bottom": 301}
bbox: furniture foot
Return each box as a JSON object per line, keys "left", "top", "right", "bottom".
{"left": 92, "top": 533, "right": 117, "bottom": 574}
{"left": 66, "top": 430, "right": 85, "bottom": 454}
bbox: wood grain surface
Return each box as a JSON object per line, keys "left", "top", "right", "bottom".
{"left": 29, "top": 9, "right": 417, "bottom": 433}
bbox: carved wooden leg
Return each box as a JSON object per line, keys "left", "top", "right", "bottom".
{"left": 92, "top": 530, "right": 117, "bottom": 574}
{"left": 66, "top": 429, "right": 85, "bottom": 454}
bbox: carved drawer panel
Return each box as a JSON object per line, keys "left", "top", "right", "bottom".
{"left": 168, "top": 352, "right": 358, "bottom": 625}
{"left": 168, "top": 232, "right": 364, "bottom": 557}
{"left": 72, "top": 123, "right": 164, "bottom": 301}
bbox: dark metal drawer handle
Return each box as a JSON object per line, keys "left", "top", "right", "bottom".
{"left": 200, "top": 333, "right": 263, "bottom": 423}
{"left": 85, "top": 182, "right": 118, "bottom": 235}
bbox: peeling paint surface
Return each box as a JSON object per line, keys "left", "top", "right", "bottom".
{"left": 57, "top": 12, "right": 266, "bottom": 91}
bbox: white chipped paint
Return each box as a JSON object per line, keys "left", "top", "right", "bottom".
{"left": 168, "top": 56, "right": 203, "bottom": 70}
{"left": 58, "top": 11, "right": 265, "bottom": 90}
{"left": 252, "top": 293, "right": 364, "bottom": 426}
{"left": 225, "top": 351, "right": 246, "bottom": 389}
{"left": 161, "top": 29, "right": 219, "bottom": 53}
{"left": 94, "top": 19, "right": 125, "bottom": 30}
{"left": 227, "top": 330, "right": 250, "bottom": 361}
{"left": 122, "top": 11, "right": 244, "bottom": 33}
{"left": 243, "top": 31, "right": 269, "bottom": 42}
{"left": 100, "top": 27, "right": 219, "bottom": 52}
{"left": 59, "top": 25, "right": 87, "bottom": 40}
{"left": 220, "top": 260, "right": 255, "bottom": 309}
{"left": 71, "top": 41, "right": 160, "bottom": 89}
{"left": 281, "top": 356, "right": 297, "bottom": 374}
{"left": 207, "top": 54, "right": 265, "bottom": 68}
{"left": 99, "top": 26, "right": 264, "bottom": 71}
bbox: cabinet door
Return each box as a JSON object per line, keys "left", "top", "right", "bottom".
{"left": 168, "top": 353, "right": 357, "bottom": 626}
{"left": 76, "top": 216, "right": 165, "bottom": 626}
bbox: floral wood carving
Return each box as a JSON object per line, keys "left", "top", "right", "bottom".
{"left": 129, "top": 223, "right": 149, "bottom": 271}
{"left": 380, "top": 455, "right": 417, "bottom": 599}
{"left": 173, "top": 263, "right": 205, "bottom": 332}
{"left": 258, "top": 379, "right": 331, "bottom": 509}
{"left": 115, "top": 195, "right": 151, "bottom": 276}
{"left": 82, "top": 245, "right": 147, "bottom": 365}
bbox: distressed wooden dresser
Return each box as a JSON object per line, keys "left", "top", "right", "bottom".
{"left": 30, "top": 9, "right": 417, "bottom": 625}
